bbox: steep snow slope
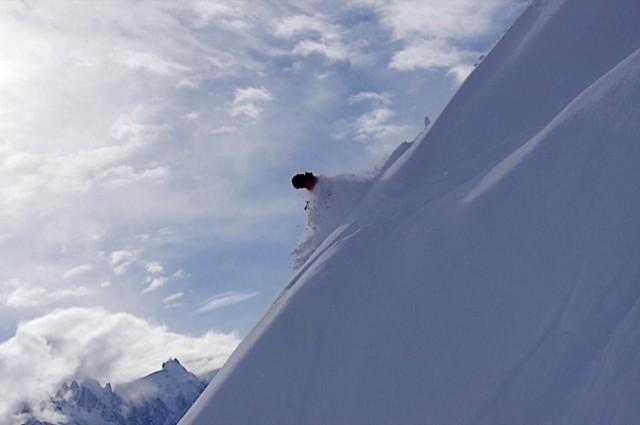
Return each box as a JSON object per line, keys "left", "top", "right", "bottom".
{"left": 180, "top": 1, "right": 640, "bottom": 424}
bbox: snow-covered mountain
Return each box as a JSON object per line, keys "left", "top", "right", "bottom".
{"left": 180, "top": 1, "right": 640, "bottom": 424}
{"left": 118, "top": 359, "right": 208, "bottom": 425}
{"left": 23, "top": 359, "right": 210, "bottom": 425}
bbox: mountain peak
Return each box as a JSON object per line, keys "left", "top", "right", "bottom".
{"left": 22, "top": 361, "right": 208, "bottom": 425}
{"left": 162, "top": 358, "right": 186, "bottom": 372}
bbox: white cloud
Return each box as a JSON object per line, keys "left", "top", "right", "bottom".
{"left": 0, "top": 307, "right": 240, "bottom": 424}
{"left": 292, "top": 40, "right": 350, "bottom": 62}
{"left": 340, "top": 91, "right": 412, "bottom": 156}
{"left": 106, "top": 252, "right": 176, "bottom": 294}
{"left": 110, "top": 49, "right": 190, "bottom": 76}
{"left": 354, "top": 107, "right": 396, "bottom": 138}
{"left": 233, "top": 86, "right": 273, "bottom": 105}
{"left": 229, "top": 86, "right": 273, "bottom": 121}
{"left": 97, "top": 165, "right": 169, "bottom": 188}
{"left": 185, "top": 111, "right": 200, "bottom": 121}
{"left": 349, "top": 91, "right": 393, "bottom": 106}
{"left": 197, "top": 291, "right": 261, "bottom": 313}
{"left": 351, "top": 107, "right": 412, "bottom": 156}
{"left": 163, "top": 292, "right": 184, "bottom": 308}
{"left": 274, "top": 14, "right": 334, "bottom": 38}
{"left": 0, "top": 0, "right": 278, "bottom": 258}
{"left": 357, "top": 0, "right": 523, "bottom": 78}
{"left": 360, "top": 0, "right": 502, "bottom": 40}
{"left": 210, "top": 125, "right": 238, "bottom": 135}
{"left": 143, "top": 277, "right": 168, "bottom": 294}
{"left": 0, "top": 281, "right": 45, "bottom": 308}
{"left": 388, "top": 38, "right": 475, "bottom": 73}
{"left": 0, "top": 280, "right": 91, "bottom": 308}
{"left": 62, "top": 264, "right": 94, "bottom": 280}
{"left": 190, "top": 1, "right": 242, "bottom": 29}
{"left": 274, "top": 13, "right": 355, "bottom": 64}
{"left": 110, "top": 250, "right": 138, "bottom": 277}
{"left": 142, "top": 262, "right": 184, "bottom": 294}
{"left": 146, "top": 261, "right": 165, "bottom": 275}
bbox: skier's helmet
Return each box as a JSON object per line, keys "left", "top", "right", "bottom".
{"left": 292, "top": 172, "right": 317, "bottom": 190}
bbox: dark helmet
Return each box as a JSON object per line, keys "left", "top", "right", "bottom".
{"left": 292, "top": 172, "right": 317, "bottom": 190}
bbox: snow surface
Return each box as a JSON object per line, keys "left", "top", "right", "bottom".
{"left": 180, "top": 1, "right": 640, "bottom": 424}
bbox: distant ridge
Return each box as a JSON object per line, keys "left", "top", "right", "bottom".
{"left": 22, "top": 359, "right": 213, "bottom": 425}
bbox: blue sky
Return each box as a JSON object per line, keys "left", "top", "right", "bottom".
{"left": 0, "top": 0, "right": 524, "bottom": 417}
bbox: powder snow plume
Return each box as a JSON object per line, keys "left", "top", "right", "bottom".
{"left": 290, "top": 172, "right": 375, "bottom": 270}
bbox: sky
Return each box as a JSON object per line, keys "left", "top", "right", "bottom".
{"left": 0, "top": 0, "right": 525, "bottom": 417}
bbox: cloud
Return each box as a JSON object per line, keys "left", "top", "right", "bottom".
{"left": 143, "top": 277, "right": 168, "bottom": 294}
{"left": 229, "top": 86, "right": 274, "bottom": 121}
{"left": 337, "top": 91, "right": 412, "bottom": 156}
{"left": 163, "top": 292, "right": 184, "bottom": 308}
{"left": 110, "top": 49, "right": 191, "bottom": 76}
{"left": 97, "top": 165, "right": 169, "bottom": 189}
{"left": 163, "top": 292, "right": 184, "bottom": 303}
{"left": 357, "top": 0, "right": 524, "bottom": 80}
{"left": 275, "top": 13, "right": 353, "bottom": 63}
{"left": 0, "top": 0, "right": 281, "bottom": 253}
{"left": 291, "top": 40, "right": 350, "bottom": 62}
{"left": 197, "top": 291, "right": 261, "bottom": 313}
{"left": 354, "top": 107, "right": 397, "bottom": 139}
{"left": 146, "top": 261, "right": 165, "bottom": 275}
{"left": 349, "top": 91, "right": 393, "bottom": 106}
{"left": 62, "top": 264, "right": 94, "bottom": 280}
{"left": 361, "top": 0, "right": 501, "bottom": 40}
{"left": 0, "top": 307, "right": 240, "bottom": 424}
{"left": 142, "top": 264, "right": 185, "bottom": 294}
{"left": 0, "top": 280, "right": 91, "bottom": 308}
{"left": 274, "top": 14, "right": 335, "bottom": 38}
{"left": 110, "top": 250, "right": 138, "bottom": 277}
{"left": 210, "top": 125, "right": 238, "bottom": 135}
{"left": 190, "top": 2, "right": 243, "bottom": 29}
{"left": 388, "top": 38, "right": 475, "bottom": 72}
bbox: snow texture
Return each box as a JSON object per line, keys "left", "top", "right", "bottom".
{"left": 181, "top": 1, "right": 640, "bottom": 424}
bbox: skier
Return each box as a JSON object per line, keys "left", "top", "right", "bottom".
{"left": 292, "top": 172, "right": 317, "bottom": 191}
